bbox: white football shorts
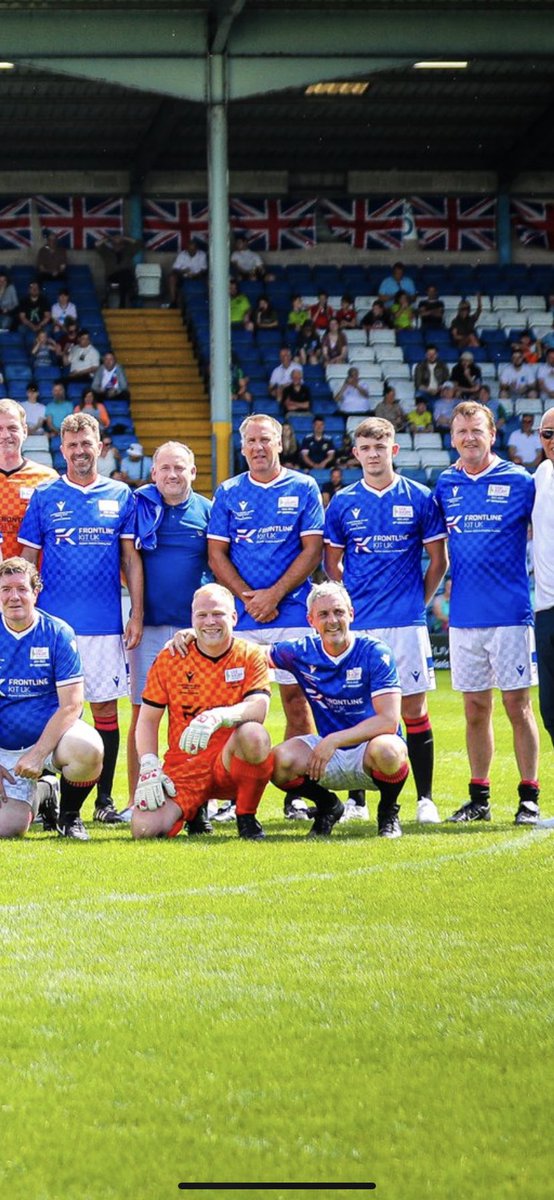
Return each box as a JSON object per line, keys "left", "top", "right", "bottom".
{"left": 0, "top": 747, "right": 39, "bottom": 813}
{"left": 360, "top": 625, "right": 436, "bottom": 696}
{"left": 240, "top": 626, "right": 312, "bottom": 686}
{"left": 77, "top": 634, "right": 130, "bottom": 703}
{"left": 298, "top": 735, "right": 379, "bottom": 792}
{"left": 449, "top": 625, "right": 538, "bottom": 692}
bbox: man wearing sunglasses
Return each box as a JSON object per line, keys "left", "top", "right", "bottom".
{"left": 533, "top": 409, "right": 554, "bottom": 759}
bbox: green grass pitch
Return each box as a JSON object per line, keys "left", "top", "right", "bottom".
{"left": 1, "top": 674, "right": 552, "bottom": 1200}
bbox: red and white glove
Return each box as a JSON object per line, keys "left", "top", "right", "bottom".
{"left": 135, "top": 754, "right": 176, "bottom": 811}
{"left": 179, "top": 708, "right": 234, "bottom": 755}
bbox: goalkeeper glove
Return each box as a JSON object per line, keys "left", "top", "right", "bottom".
{"left": 135, "top": 754, "right": 177, "bottom": 811}
{"left": 179, "top": 708, "right": 235, "bottom": 755}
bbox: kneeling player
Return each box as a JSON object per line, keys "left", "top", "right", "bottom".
{"left": 0, "top": 557, "right": 104, "bottom": 840}
{"left": 271, "top": 581, "right": 409, "bottom": 837}
{"left": 131, "top": 584, "right": 274, "bottom": 841}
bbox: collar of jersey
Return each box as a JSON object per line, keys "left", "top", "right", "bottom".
{"left": 360, "top": 474, "right": 399, "bottom": 497}
{"left": 320, "top": 633, "right": 356, "bottom": 664}
{"left": 247, "top": 468, "right": 286, "bottom": 489}
{"left": 461, "top": 454, "right": 502, "bottom": 481}
{"left": 62, "top": 474, "right": 105, "bottom": 492}
{"left": 1, "top": 611, "right": 39, "bottom": 639}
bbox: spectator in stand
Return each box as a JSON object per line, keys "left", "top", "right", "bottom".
{"left": 378, "top": 262, "right": 417, "bottom": 308}
{"left": 230, "top": 235, "right": 269, "bottom": 282}
{"left": 281, "top": 367, "right": 311, "bottom": 415}
{"left": 374, "top": 384, "right": 407, "bottom": 432}
{"left": 51, "top": 288, "right": 77, "bottom": 332}
{"left": 287, "top": 295, "right": 309, "bottom": 331}
{"left": 414, "top": 345, "right": 450, "bottom": 405}
{"left": 229, "top": 279, "right": 252, "bottom": 329}
{"left": 321, "top": 465, "right": 345, "bottom": 508}
{"left": 537, "top": 347, "right": 554, "bottom": 402}
{"left": 74, "top": 387, "right": 110, "bottom": 431}
{"left": 95, "top": 232, "right": 141, "bottom": 308}
{"left": 508, "top": 414, "right": 542, "bottom": 471}
{"left": 97, "top": 432, "right": 121, "bottom": 478}
{"left": 450, "top": 297, "right": 482, "bottom": 350}
{"left": 335, "top": 366, "right": 371, "bottom": 416}
{"left": 499, "top": 346, "right": 537, "bottom": 398}
{"left": 518, "top": 330, "right": 540, "bottom": 364}
{"left": 0, "top": 268, "right": 18, "bottom": 330}
{"left": 31, "top": 329, "right": 58, "bottom": 368}
{"left": 21, "top": 384, "right": 46, "bottom": 436}
{"left": 432, "top": 381, "right": 457, "bottom": 434}
{"left": 279, "top": 420, "right": 300, "bottom": 469}
{"left": 230, "top": 360, "right": 252, "bottom": 405}
{"left": 417, "top": 285, "right": 445, "bottom": 331}
{"left": 538, "top": 318, "right": 554, "bottom": 354}
{"left": 300, "top": 416, "right": 336, "bottom": 472}
{"left": 44, "top": 382, "right": 73, "bottom": 441}
{"left": 293, "top": 319, "right": 321, "bottom": 365}
{"left": 91, "top": 350, "right": 130, "bottom": 404}
{"left": 360, "top": 299, "right": 393, "bottom": 333}
{"left": 320, "top": 316, "right": 348, "bottom": 365}
{"left": 36, "top": 231, "right": 67, "bottom": 283}
{"left": 334, "top": 432, "right": 358, "bottom": 470}
{"left": 19, "top": 281, "right": 51, "bottom": 342}
{"left": 269, "top": 347, "right": 297, "bottom": 401}
{"left": 168, "top": 238, "right": 207, "bottom": 307}
{"left": 407, "top": 397, "right": 433, "bottom": 435}
{"left": 336, "top": 294, "right": 358, "bottom": 329}
{"left": 117, "top": 441, "right": 153, "bottom": 489}
{"left": 310, "top": 291, "right": 334, "bottom": 333}
{"left": 254, "top": 296, "right": 279, "bottom": 330}
{"left": 451, "top": 350, "right": 482, "bottom": 399}
{"left": 477, "top": 383, "right": 508, "bottom": 448}
{"left": 56, "top": 316, "right": 79, "bottom": 356}
{"left": 391, "top": 289, "right": 415, "bottom": 331}
{"left": 63, "top": 329, "right": 101, "bottom": 383}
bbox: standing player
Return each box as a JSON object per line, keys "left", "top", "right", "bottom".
{"left": 0, "top": 558, "right": 103, "bottom": 839}
{"left": 534, "top": 406, "right": 554, "bottom": 753}
{"left": 125, "top": 440, "right": 212, "bottom": 813}
{"left": 434, "top": 401, "right": 540, "bottom": 824}
{"left": 19, "top": 412, "right": 144, "bottom": 837}
{"left": 208, "top": 413, "right": 324, "bottom": 820}
{"left": 131, "top": 584, "right": 274, "bottom": 841}
{"left": 324, "top": 417, "right": 447, "bottom": 824}
{"left": 0, "top": 398, "right": 58, "bottom": 557}
{"left": 271, "top": 582, "right": 409, "bottom": 838}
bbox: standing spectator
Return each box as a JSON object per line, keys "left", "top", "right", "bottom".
{"left": 281, "top": 368, "right": 311, "bottom": 415}
{"left": 73, "top": 387, "right": 110, "bottom": 431}
{"left": 95, "top": 232, "right": 141, "bottom": 308}
{"left": 499, "top": 346, "right": 537, "bottom": 398}
{"left": 310, "top": 291, "right": 334, "bottom": 333}
{"left": 91, "top": 350, "right": 130, "bottom": 404}
{"left": 168, "top": 238, "right": 207, "bottom": 306}
{"left": 300, "top": 416, "right": 336, "bottom": 472}
{"left": 117, "top": 441, "right": 153, "bottom": 488}
{"left": 414, "top": 345, "right": 450, "bottom": 405}
{"left": 269, "top": 347, "right": 297, "bottom": 401}
{"left": 36, "top": 231, "right": 67, "bottom": 283}
{"left": 451, "top": 350, "right": 482, "bottom": 399}
{"left": 334, "top": 366, "right": 371, "bottom": 416}
{"left": 407, "top": 397, "right": 433, "bottom": 435}
{"left": 44, "top": 382, "right": 73, "bottom": 441}
{"left": 97, "top": 432, "right": 121, "bottom": 478}
{"left": 229, "top": 278, "right": 252, "bottom": 328}
{"left": 434, "top": 402, "right": 540, "bottom": 825}
{"left": 321, "top": 317, "right": 348, "bottom": 364}
{"left": 21, "top": 383, "right": 46, "bottom": 436}
{"left": 0, "top": 399, "right": 58, "bottom": 559}
{"left": 19, "top": 281, "right": 51, "bottom": 343}
{"left": 374, "top": 385, "right": 406, "bottom": 432}
{"left": 230, "top": 235, "right": 268, "bottom": 282}
{"left": 19, "top": 412, "right": 144, "bottom": 835}
{"left": 324, "top": 417, "right": 447, "bottom": 824}
{"left": 287, "top": 295, "right": 309, "bottom": 331}
{"left": 449, "top": 297, "right": 482, "bottom": 350}
{"left": 417, "top": 285, "right": 445, "bottom": 331}
{"left": 533, "top": 407, "right": 554, "bottom": 757}
{"left": 0, "top": 268, "right": 18, "bottom": 330}
{"left": 63, "top": 329, "right": 101, "bottom": 383}
{"left": 378, "top": 262, "right": 417, "bottom": 308}
{"left": 51, "top": 288, "right": 78, "bottom": 332}
{"left": 507, "top": 414, "right": 542, "bottom": 470}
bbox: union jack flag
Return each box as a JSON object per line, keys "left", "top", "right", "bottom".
{"left": 0, "top": 197, "right": 32, "bottom": 249}
{"left": 322, "top": 197, "right": 405, "bottom": 250}
{"left": 36, "top": 196, "right": 123, "bottom": 249}
{"left": 411, "top": 195, "right": 497, "bottom": 251}
{"left": 142, "top": 199, "right": 210, "bottom": 252}
{"left": 229, "top": 198, "right": 316, "bottom": 250}
{"left": 511, "top": 198, "right": 554, "bottom": 250}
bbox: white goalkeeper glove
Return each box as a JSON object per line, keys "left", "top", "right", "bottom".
{"left": 135, "top": 754, "right": 177, "bottom": 811}
{"left": 179, "top": 708, "right": 235, "bottom": 755}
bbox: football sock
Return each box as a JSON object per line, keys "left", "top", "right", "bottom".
{"left": 229, "top": 752, "right": 274, "bottom": 815}
{"left": 287, "top": 775, "right": 341, "bottom": 814}
{"left": 59, "top": 776, "right": 98, "bottom": 819}
{"left": 405, "top": 715, "right": 434, "bottom": 801}
{"left": 371, "top": 763, "right": 409, "bottom": 814}
{"left": 94, "top": 719, "right": 120, "bottom": 801}
{"left": 348, "top": 788, "right": 366, "bottom": 807}
{"left": 469, "top": 778, "right": 490, "bottom": 804}
{"left": 518, "top": 779, "right": 540, "bottom": 806}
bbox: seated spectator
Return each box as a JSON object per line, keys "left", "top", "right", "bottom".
{"left": 91, "top": 351, "right": 130, "bottom": 403}
{"left": 287, "top": 294, "right": 309, "bottom": 330}
{"left": 310, "top": 291, "right": 334, "bottom": 332}
{"left": 51, "top": 287, "right": 78, "bottom": 332}
{"left": 231, "top": 361, "right": 252, "bottom": 405}
{"left": 518, "top": 330, "right": 540, "bottom": 364}
{"left": 417, "top": 285, "right": 445, "bottom": 331}
{"left": 477, "top": 383, "right": 508, "bottom": 447}
{"left": 414, "top": 344, "right": 450, "bottom": 404}
{"left": 73, "top": 386, "right": 110, "bottom": 430}
{"left": 498, "top": 346, "right": 537, "bottom": 398}
{"left": 507, "top": 414, "right": 542, "bottom": 470}
{"left": 360, "top": 299, "right": 393, "bottom": 332}
{"left": 293, "top": 319, "right": 321, "bottom": 365}
{"left": 451, "top": 350, "right": 482, "bottom": 399}
{"left": 407, "top": 397, "right": 433, "bottom": 435}
{"left": 281, "top": 368, "right": 311, "bottom": 415}
{"left": 64, "top": 329, "right": 100, "bottom": 382}
{"left": 334, "top": 366, "right": 371, "bottom": 415}
{"left": 117, "top": 441, "right": 153, "bottom": 488}
{"left": 0, "top": 268, "right": 18, "bottom": 330}
{"left": 269, "top": 347, "right": 297, "bottom": 400}
{"left": 335, "top": 294, "right": 358, "bottom": 329}
{"left": 168, "top": 238, "right": 207, "bottom": 306}
{"left": 36, "top": 231, "right": 67, "bottom": 282}
{"left": 432, "top": 381, "right": 457, "bottom": 433}
{"left": 320, "top": 317, "right": 348, "bottom": 364}
{"left": 56, "top": 316, "right": 79, "bottom": 355}
{"left": 538, "top": 318, "right": 554, "bottom": 354}
{"left": 374, "top": 384, "right": 407, "bottom": 432}
{"left": 43, "top": 381, "right": 73, "bottom": 439}
{"left": 449, "top": 297, "right": 482, "bottom": 350}
{"left": 536, "top": 347, "right": 554, "bottom": 402}
{"left": 31, "top": 328, "right": 58, "bottom": 367}
{"left": 279, "top": 420, "right": 300, "bottom": 469}
{"left": 254, "top": 295, "right": 279, "bottom": 330}
{"left": 22, "top": 383, "right": 46, "bottom": 435}
{"left": 19, "top": 281, "right": 51, "bottom": 341}
{"left": 390, "top": 289, "right": 415, "bottom": 330}
{"left": 95, "top": 232, "right": 141, "bottom": 308}
{"left": 97, "top": 432, "right": 121, "bottom": 478}
{"left": 229, "top": 279, "right": 252, "bottom": 328}
{"left": 321, "top": 465, "right": 345, "bottom": 507}
{"left": 378, "top": 261, "right": 417, "bottom": 308}
{"left": 230, "top": 235, "right": 269, "bottom": 282}
{"left": 334, "top": 431, "right": 358, "bottom": 469}
{"left": 300, "top": 416, "right": 336, "bottom": 471}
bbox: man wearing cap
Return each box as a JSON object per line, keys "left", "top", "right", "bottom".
{"left": 118, "top": 442, "right": 153, "bottom": 489}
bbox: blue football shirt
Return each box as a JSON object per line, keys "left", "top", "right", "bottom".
{"left": 0, "top": 609, "right": 83, "bottom": 750}
{"left": 140, "top": 491, "right": 212, "bottom": 626}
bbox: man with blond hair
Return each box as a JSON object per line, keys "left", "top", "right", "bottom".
{"left": 0, "top": 397, "right": 58, "bottom": 559}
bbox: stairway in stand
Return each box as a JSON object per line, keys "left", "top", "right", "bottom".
{"left": 102, "top": 308, "right": 212, "bottom": 496}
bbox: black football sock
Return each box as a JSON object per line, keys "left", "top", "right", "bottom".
{"left": 59, "top": 776, "right": 97, "bottom": 820}
{"left": 348, "top": 789, "right": 366, "bottom": 807}
{"left": 405, "top": 716, "right": 434, "bottom": 802}
{"left": 94, "top": 723, "right": 120, "bottom": 801}
{"left": 371, "top": 764, "right": 409, "bottom": 819}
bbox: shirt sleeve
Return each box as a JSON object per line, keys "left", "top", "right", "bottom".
{"left": 323, "top": 494, "right": 344, "bottom": 547}
{"left": 119, "top": 485, "right": 137, "bottom": 538}
{"left": 243, "top": 643, "right": 272, "bottom": 696}
{"left": 366, "top": 638, "right": 401, "bottom": 696}
{"left": 421, "top": 489, "right": 448, "bottom": 542}
{"left": 269, "top": 640, "right": 300, "bottom": 679}
{"left": 18, "top": 488, "right": 44, "bottom": 548}
{"left": 207, "top": 485, "right": 231, "bottom": 542}
{"left": 53, "top": 621, "right": 84, "bottom": 685}
{"left": 142, "top": 650, "right": 170, "bottom": 707}
{"left": 299, "top": 477, "right": 325, "bottom": 536}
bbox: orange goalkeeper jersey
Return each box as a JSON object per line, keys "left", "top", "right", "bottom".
{"left": 0, "top": 460, "right": 58, "bottom": 559}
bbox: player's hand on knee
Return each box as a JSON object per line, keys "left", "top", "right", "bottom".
{"left": 0, "top": 764, "right": 16, "bottom": 804}
{"left": 135, "top": 754, "right": 176, "bottom": 810}
{"left": 180, "top": 708, "right": 233, "bottom": 755}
